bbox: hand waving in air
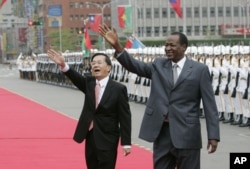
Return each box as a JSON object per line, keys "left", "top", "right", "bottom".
{"left": 99, "top": 24, "right": 124, "bottom": 53}
{"left": 47, "top": 49, "right": 66, "bottom": 68}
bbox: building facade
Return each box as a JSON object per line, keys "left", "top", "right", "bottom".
{"left": 37, "top": 0, "right": 113, "bottom": 52}
{"left": 20, "top": 0, "right": 250, "bottom": 52}
{"left": 111, "top": 0, "right": 250, "bottom": 40}
{"left": 2, "top": 0, "right": 250, "bottom": 59}
{"left": 0, "top": 0, "right": 28, "bottom": 63}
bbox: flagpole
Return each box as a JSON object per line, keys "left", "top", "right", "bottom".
{"left": 134, "top": 4, "right": 142, "bottom": 38}
{"left": 183, "top": 0, "right": 186, "bottom": 34}
{"left": 134, "top": 1, "right": 137, "bottom": 37}
{"left": 59, "top": 21, "right": 62, "bottom": 51}
{"left": 240, "top": 0, "right": 246, "bottom": 39}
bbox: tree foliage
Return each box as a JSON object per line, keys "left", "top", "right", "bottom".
{"left": 47, "top": 28, "right": 80, "bottom": 52}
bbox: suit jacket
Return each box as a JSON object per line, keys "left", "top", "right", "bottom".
{"left": 64, "top": 68, "right": 131, "bottom": 150}
{"left": 115, "top": 50, "right": 220, "bottom": 149}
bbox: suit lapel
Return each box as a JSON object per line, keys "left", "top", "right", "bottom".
{"left": 164, "top": 60, "right": 174, "bottom": 87}
{"left": 174, "top": 58, "right": 193, "bottom": 88}
{"left": 89, "top": 80, "right": 96, "bottom": 109}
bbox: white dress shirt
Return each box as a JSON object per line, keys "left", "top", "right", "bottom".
{"left": 96, "top": 76, "right": 109, "bottom": 103}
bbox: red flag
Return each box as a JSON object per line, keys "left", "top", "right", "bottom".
{"left": 84, "top": 26, "right": 92, "bottom": 50}
{"left": 169, "top": 0, "right": 182, "bottom": 18}
{"left": 0, "top": 0, "right": 7, "bottom": 9}
{"left": 88, "top": 14, "right": 102, "bottom": 33}
{"left": 124, "top": 36, "right": 145, "bottom": 49}
{"left": 125, "top": 38, "right": 133, "bottom": 48}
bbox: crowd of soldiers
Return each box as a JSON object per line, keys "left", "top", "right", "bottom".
{"left": 16, "top": 53, "right": 37, "bottom": 81}
{"left": 16, "top": 45, "right": 250, "bottom": 128}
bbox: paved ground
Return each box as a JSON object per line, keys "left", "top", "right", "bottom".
{"left": 1, "top": 63, "right": 250, "bottom": 169}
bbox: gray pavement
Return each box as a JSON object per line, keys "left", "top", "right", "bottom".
{"left": 1, "top": 63, "right": 250, "bottom": 169}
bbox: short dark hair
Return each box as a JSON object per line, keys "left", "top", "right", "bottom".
{"left": 171, "top": 32, "right": 188, "bottom": 48}
{"left": 91, "top": 53, "right": 112, "bottom": 67}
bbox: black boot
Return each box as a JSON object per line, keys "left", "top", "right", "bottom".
{"left": 136, "top": 96, "right": 143, "bottom": 103}
{"left": 231, "top": 114, "right": 242, "bottom": 125}
{"left": 129, "top": 94, "right": 135, "bottom": 101}
{"left": 239, "top": 118, "right": 250, "bottom": 127}
{"left": 223, "top": 113, "right": 234, "bottom": 123}
{"left": 134, "top": 95, "right": 138, "bottom": 102}
{"left": 141, "top": 97, "right": 146, "bottom": 104}
{"left": 219, "top": 112, "right": 225, "bottom": 121}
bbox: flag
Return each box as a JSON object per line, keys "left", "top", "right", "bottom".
{"left": 84, "top": 28, "right": 92, "bottom": 50}
{"left": 125, "top": 36, "right": 145, "bottom": 49}
{"left": 81, "top": 24, "right": 92, "bottom": 57}
{"left": 125, "top": 38, "right": 133, "bottom": 48}
{"left": 0, "top": 0, "right": 7, "bottom": 9}
{"left": 132, "top": 38, "right": 145, "bottom": 49}
{"left": 117, "top": 6, "right": 132, "bottom": 29}
{"left": 88, "top": 14, "right": 102, "bottom": 33}
{"left": 169, "top": 0, "right": 182, "bottom": 18}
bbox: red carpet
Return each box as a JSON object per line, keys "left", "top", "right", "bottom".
{"left": 0, "top": 88, "right": 153, "bottom": 169}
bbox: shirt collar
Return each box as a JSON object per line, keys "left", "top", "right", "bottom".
{"left": 96, "top": 76, "right": 109, "bottom": 88}
{"left": 172, "top": 56, "right": 186, "bottom": 69}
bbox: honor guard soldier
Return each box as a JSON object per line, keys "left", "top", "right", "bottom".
{"left": 16, "top": 53, "right": 25, "bottom": 79}
{"left": 220, "top": 54, "right": 234, "bottom": 122}
{"left": 239, "top": 55, "right": 250, "bottom": 127}
{"left": 236, "top": 54, "right": 249, "bottom": 126}
{"left": 227, "top": 54, "right": 240, "bottom": 124}
{"left": 212, "top": 56, "right": 225, "bottom": 120}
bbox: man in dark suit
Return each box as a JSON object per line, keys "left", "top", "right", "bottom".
{"left": 99, "top": 24, "right": 220, "bottom": 169}
{"left": 47, "top": 49, "right": 132, "bottom": 169}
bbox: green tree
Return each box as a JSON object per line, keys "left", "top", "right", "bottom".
{"left": 47, "top": 28, "right": 79, "bottom": 51}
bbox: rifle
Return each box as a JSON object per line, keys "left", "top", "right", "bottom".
{"left": 214, "top": 72, "right": 222, "bottom": 95}
{"left": 231, "top": 71, "right": 239, "bottom": 98}
{"left": 242, "top": 72, "right": 250, "bottom": 99}
{"left": 224, "top": 71, "right": 231, "bottom": 94}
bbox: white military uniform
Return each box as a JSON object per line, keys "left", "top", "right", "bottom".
{"left": 212, "top": 57, "right": 225, "bottom": 114}
{"left": 237, "top": 56, "right": 250, "bottom": 125}
{"left": 220, "top": 56, "right": 234, "bottom": 115}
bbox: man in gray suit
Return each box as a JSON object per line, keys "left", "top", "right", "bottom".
{"left": 99, "top": 24, "right": 220, "bottom": 169}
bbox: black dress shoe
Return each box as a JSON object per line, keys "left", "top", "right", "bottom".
{"left": 135, "top": 97, "right": 143, "bottom": 103}
{"left": 219, "top": 116, "right": 225, "bottom": 121}
{"left": 218, "top": 112, "right": 224, "bottom": 120}
{"left": 129, "top": 95, "right": 135, "bottom": 101}
{"left": 239, "top": 123, "right": 250, "bottom": 127}
{"left": 230, "top": 121, "right": 242, "bottom": 125}
{"left": 223, "top": 119, "right": 234, "bottom": 123}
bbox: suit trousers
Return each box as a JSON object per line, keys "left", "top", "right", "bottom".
{"left": 153, "top": 122, "right": 200, "bottom": 169}
{"left": 85, "top": 130, "right": 118, "bottom": 169}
